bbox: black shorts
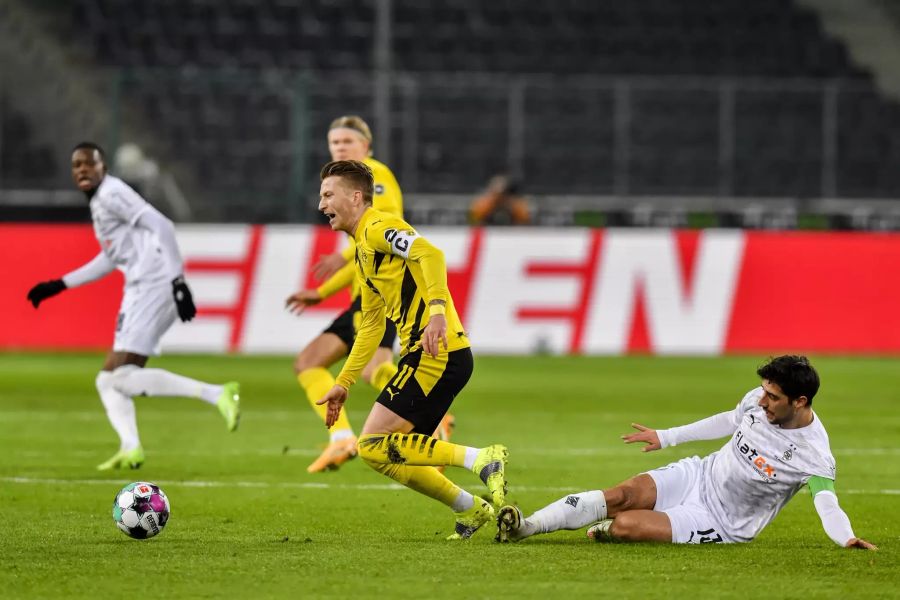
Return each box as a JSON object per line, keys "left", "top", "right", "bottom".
{"left": 375, "top": 347, "right": 473, "bottom": 435}
{"left": 323, "top": 296, "right": 397, "bottom": 349}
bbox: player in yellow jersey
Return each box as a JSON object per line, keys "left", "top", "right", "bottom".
{"left": 286, "top": 116, "right": 453, "bottom": 473}
{"left": 304, "top": 160, "right": 508, "bottom": 539}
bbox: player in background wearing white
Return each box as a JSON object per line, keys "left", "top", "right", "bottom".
{"left": 27, "top": 142, "right": 241, "bottom": 471}
{"left": 496, "top": 355, "right": 876, "bottom": 550}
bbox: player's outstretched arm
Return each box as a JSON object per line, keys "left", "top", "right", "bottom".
{"left": 622, "top": 423, "right": 662, "bottom": 452}
{"left": 333, "top": 285, "right": 386, "bottom": 391}
{"left": 26, "top": 279, "right": 66, "bottom": 308}
{"left": 315, "top": 260, "right": 355, "bottom": 300}
{"left": 316, "top": 384, "right": 349, "bottom": 428}
{"left": 846, "top": 537, "right": 878, "bottom": 550}
{"left": 311, "top": 252, "right": 348, "bottom": 281}
{"left": 810, "top": 477, "right": 877, "bottom": 550}
{"left": 285, "top": 289, "right": 323, "bottom": 315}
{"left": 653, "top": 411, "right": 736, "bottom": 449}
{"left": 28, "top": 248, "right": 120, "bottom": 309}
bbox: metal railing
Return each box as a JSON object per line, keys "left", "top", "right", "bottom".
{"left": 3, "top": 70, "right": 900, "bottom": 223}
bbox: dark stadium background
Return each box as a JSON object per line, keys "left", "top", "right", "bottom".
{"left": 2, "top": 0, "right": 900, "bottom": 229}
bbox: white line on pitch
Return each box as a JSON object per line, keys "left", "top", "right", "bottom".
{"left": 13, "top": 447, "right": 900, "bottom": 459}
{"left": 2, "top": 476, "right": 899, "bottom": 496}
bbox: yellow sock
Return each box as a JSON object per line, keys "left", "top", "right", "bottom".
{"left": 358, "top": 432, "right": 470, "bottom": 467}
{"left": 363, "top": 460, "right": 462, "bottom": 507}
{"left": 297, "top": 368, "right": 352, "bottom": 432}
{"left": 370, "top": 360, "right": 398, "bottom": 391}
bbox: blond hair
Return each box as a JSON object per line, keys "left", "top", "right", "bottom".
{"left": 329, "top": 115, "right": 373, "bottom": 156}
{"left": 320, "top": 159, "right": 375, "bottom": 205}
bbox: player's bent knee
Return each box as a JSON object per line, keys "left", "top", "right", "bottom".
{"left": 109, "top": 364, "right": 142, "bottom": 396}
{"left": 294, "top": 351, "right": 330, "bottom": 374}
{"left": 95, "top": 370, "right": 114, "bottom": 392}
{"left": 609, "top": 513, "right": 642, "bottom": 541}
{"left": 356, "top": 434, "right": 379, "bottom": 463}
{"left": 605, "top": 484, "right": 637, "bottom": 513}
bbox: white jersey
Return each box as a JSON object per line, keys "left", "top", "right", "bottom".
{"left": 89, "top": 175, "right": 180, "bottom": 285}
{"left": 700, "top": 387, "right": 836, "bottom": 542}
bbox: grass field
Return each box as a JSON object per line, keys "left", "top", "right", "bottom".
{"left": 1, "top": 353, "right": 897, "bottom": 599}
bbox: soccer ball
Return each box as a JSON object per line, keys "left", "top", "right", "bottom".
{"left": 112, "top": 481, "right": 170, "bottom": 539}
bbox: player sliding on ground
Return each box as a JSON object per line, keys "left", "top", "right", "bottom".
{"left": 496, "top": 355, "right": 876, "bottom": 549}
{"left": 299, "top": 160, "right": 507, "bottom": 539}
{"left": 26, "top": 142, "right": 240, "bottom": 471}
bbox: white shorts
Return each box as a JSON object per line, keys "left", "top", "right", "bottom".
{"left": 646, "top": 456, "right": 733, "bottom": 544}
{"left": 113, "top": 281, "right": 177, "bottom": 356}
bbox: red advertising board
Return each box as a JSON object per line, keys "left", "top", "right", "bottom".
{"left": 2, "top": 224, "right": 898, "bottom": 354}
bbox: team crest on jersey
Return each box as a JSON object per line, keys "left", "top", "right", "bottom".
{"left": 374, "top": 184, "right": 384, "bottom": 195}
{"left": 565, "top": 495, "right": 579, "bottom": 508}
{"left": 782, "top": 443, "right": 796, "bottom": 462}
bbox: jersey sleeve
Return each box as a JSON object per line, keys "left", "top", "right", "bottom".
{"left": 812, "top": 486, "right": 856, "bottom": 546}
{"left": 366, "top": 218, "right": 450, "bottom": 307}
{"left": 728, "top": 387, "right": 763, "bottom": 426}
{"left": 656, "top": 411, "right": 736, "bottom": 448}
{"left": 135, "top": 205, "right": 184, "bottom": 277}
{"left": 101, "top": 181, "right": 151, "bottom": 225}
{"left": 61, "top": 251, "right": 116, "bottom": 288}
{"left": 334, "top": 278, "right": 386, "bottom": 389}
{"left": 317, "top": 260, "right": 355, "bottom": 299}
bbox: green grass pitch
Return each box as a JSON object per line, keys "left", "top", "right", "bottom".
{"left": 1, "top": 353, "right": 897, "bottom": 598}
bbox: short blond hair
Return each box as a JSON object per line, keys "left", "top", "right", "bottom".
{"left": 321, "top": 160, "right": 374, "bottom": 205}
{"left": 329, "top": 115, "right": 373, "bottom": 155}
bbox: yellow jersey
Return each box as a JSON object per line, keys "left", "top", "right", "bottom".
{"left": 335, "top": 208, "right": 469, "bottom": 389}
{"left": 317, "top": 157, "right": 403, "bottom": 300}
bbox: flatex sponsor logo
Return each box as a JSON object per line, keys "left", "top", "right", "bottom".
{"left": 734, "top": 429, "right": 777, "bottom": 482}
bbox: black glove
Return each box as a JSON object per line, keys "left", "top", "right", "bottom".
{"left": 172, "top": 275, "right": 197, "bottom": 322}
{"left": 27, "top": 279, "right": 67, "bottom": 308}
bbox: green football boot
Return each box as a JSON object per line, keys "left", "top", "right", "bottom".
{"left": 447, "top": 497, "right": 495, "bottom": 540}
{"left": 495, "top": 504, "right": 525, "bottom": 543}
{"left": 96, "top": 446, "right": 145, "bottom": 471}
{"left": 471, "top": 444, "right": 508, "bottom": 507}
{"left": 217, "top": 382, "right": 241, "bottom": 432}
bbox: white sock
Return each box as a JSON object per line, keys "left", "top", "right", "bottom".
{"left": 330, "top": 428, "right": 355, "bottom": 443}
{"left": 112, "top": 365, "right": 221, "bottom": 405}
{"left": 463, "top": 447, "right": 479, "bottom": 470}
{"left": 451, "top": 489, "right": 476, "bottom": 513}
{"left": 522, "top": 491, "right": 608, "bottom": 537}
{"left": 96, "top": 371, "right": 141, "bottom": 451}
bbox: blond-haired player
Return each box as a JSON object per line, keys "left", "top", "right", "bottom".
{"left": 286, "top": 116, "right": 453, "bottom": 473}
{"left": 303, "top": 159, "right": 507, "bottom": 538}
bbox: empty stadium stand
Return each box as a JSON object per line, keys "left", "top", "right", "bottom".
{"left": 7, "top": 0, "right": 899, "bottom": 224}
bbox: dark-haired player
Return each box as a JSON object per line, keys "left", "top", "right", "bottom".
{"left": 497, "top": 356, "right": 876, "bottom": 550}
{"left": 27, "top": 142, "right": 240, "bottom": 470}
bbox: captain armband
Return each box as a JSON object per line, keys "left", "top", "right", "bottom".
{"left": 807, "top": 475, "right": 836, "bottom": 497}
{"left": 383, "top": 227, "right": 419, "bottom": 259}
